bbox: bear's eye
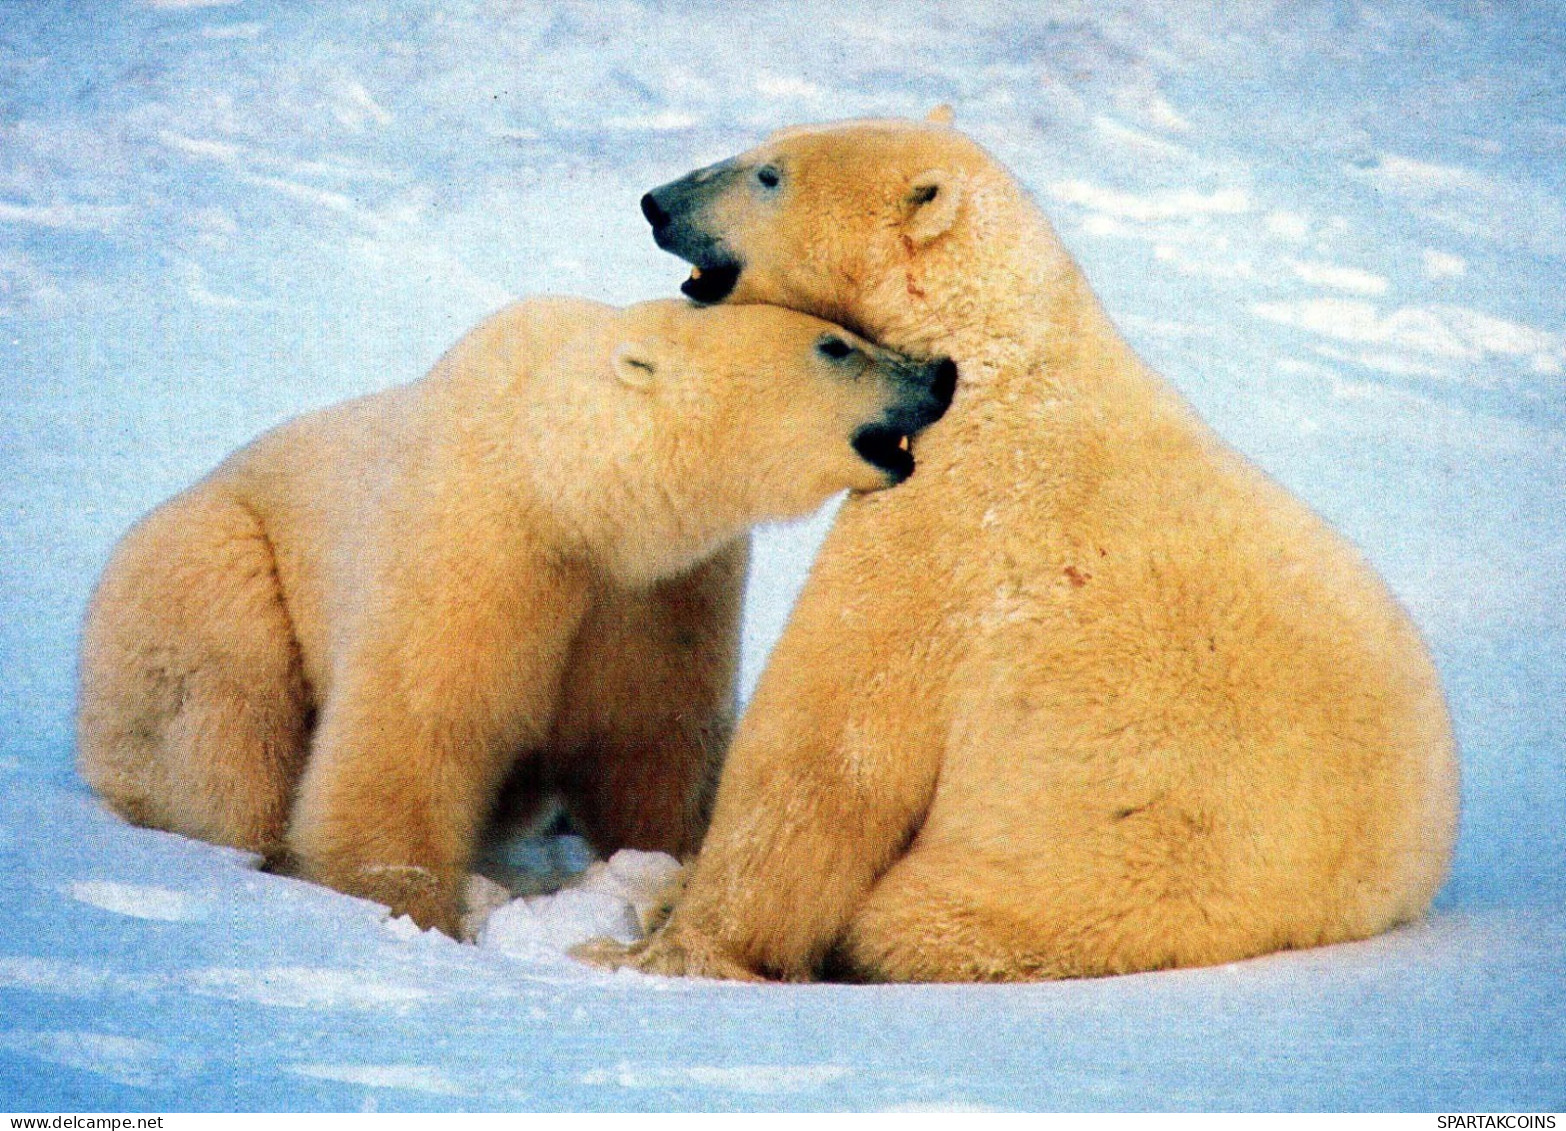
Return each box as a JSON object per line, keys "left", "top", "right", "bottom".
{"left": 755, "top": 164, "right": 782, "bottom": 190}
{"left": 817, "top": 336, "right": 854, "bottom": 361}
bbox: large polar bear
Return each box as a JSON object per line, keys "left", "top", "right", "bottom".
{"left": 601, "top": 114, "right": 1460, "bottom": 981}
{"left": 78, "top": 296, "right": 955, "bottom": 937}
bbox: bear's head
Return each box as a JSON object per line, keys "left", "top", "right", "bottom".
{"left": 528, "top": 299, "right": 955, "bottom": 584}
{"left": 639, "top": 109, "right": 1043, "bottom": 353}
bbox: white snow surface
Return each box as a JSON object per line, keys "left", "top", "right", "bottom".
{"left": 2, "top": 0, "right": 1563, "bottom": 1113}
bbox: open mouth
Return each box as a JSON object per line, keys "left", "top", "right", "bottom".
{"left": 680, "top": 261, "right": 742, "bottom": 304}
{"left": 852, "top": 425, "right": 917, "bottom": 484}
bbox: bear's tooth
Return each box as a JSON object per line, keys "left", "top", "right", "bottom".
{"left": 898, "top": 434, "right": 911, "bottom": 452}
{"left": 689, "top": 266, "right": 703, "bottom": 281}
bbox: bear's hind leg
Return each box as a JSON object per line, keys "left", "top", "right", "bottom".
{"left": 78, "top": 488, "right": 309, "bottom": 857}
{"left": 832, "top": 846, "right": 1070, "bottom": 983}
{"left": 837, "top": 823, "right": 1306, "bottom": 983}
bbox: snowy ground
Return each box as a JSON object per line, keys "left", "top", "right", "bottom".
{"left": 3, "top": 0, "right": 1563, "bottom": 1113}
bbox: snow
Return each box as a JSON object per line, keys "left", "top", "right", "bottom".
{"left": 2, "top": 0, "right": 1563, "bottom": 1114}
{"left": 476, "top": 849, "right": 683, "bottom": 958}
{"left": 66, "top": 882, "right": 207, "bottom": 923}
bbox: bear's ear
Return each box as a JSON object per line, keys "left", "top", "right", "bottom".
{"left": 904, "top": 169, "right": 962, "bottom": 246}
{"left": 612, "top": 341, "right": 660, "bottom": 390}
{"left": 925, "top": 104, "right": 955, "bottom": 126}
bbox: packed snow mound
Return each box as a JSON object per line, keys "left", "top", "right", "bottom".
{"left": 475, "top": 848, "right": 683, "bottom": 959}
{"left": 377, "top": 842, "right": 683, "bottom": 957}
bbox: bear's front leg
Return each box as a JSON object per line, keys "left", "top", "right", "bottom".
{"left": 618, "top": 504, "right": 950, "bottom": 979}
{"left": 549, "top": 539, "right": 748, "bottom": 859}
{"left": 287, "top": 557, "right": 589, "bottom": 936}
{"left": 288, "top": 700, "right": 500, "bottom": 936}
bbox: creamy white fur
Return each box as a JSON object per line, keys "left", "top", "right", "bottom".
{"left": 78, "top": 297, "right": 925, "bottom": 936}
{"left": 605, "top": 118, "right": 1459, "bottom": 982}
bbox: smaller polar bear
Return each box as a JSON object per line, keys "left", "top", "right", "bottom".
{"left": 78, "top": 296, "right": 955, "bottom": 937}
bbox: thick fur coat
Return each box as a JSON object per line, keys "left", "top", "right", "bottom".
{"left": 606, "top": 115, "right": 1459, "bottom": 981}
{"left": 78, "top": 296, "right": 952, "bottom": 935}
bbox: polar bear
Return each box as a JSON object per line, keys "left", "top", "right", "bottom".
{"left": 78, "top": 296, "right": 955, "bottom": 937}
{"left": 598, "top": 114, "right": 1460, "bottom": 981}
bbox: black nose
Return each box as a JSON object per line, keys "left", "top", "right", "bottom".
{"left": 641, "top": 192, "right": 669, "bottom": 228}
{"left": 931, "top": 358, "right": 958, "bottom": 410}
